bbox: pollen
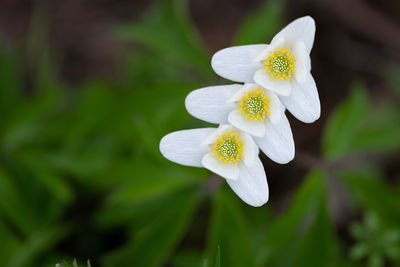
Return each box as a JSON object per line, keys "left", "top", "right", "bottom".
{"left": 263, "top": 48, "right": 296, "bottom": 81}
{"left": 211, "top": 131, "right": 244, "bottom": 165}
{"left": 237, "top": 88, "right": 271, "bottom": 122}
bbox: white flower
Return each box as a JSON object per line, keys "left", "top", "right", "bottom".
{"left": 159, "top": 125, "right": 268, "bottom": 207}
{"left": 185, "top": 83, "right": 294, "bottom": 164}
{"left": 211, "top": 16, "right": 320, "bottom": 123}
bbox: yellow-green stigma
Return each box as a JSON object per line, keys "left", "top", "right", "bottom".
{"left": 211, "top": 131, "right": 244, "bottom": 165}
{"left": 263, "top": 48, "right": 296, "bottom": 81}
{"left": 237, "top": 88, "right": 270, "bottom": 122}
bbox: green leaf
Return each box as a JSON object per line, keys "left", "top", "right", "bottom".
{"left": 116, "top": 0, "right": 210, "bottom": 76}
{"left": 322, "top": 82, "right": 400, "bottom": 159}
{"left": 18, "top": 151, "right": 74, "bottom": 204}
{"left": 102, "top": 189, "right": 201, "bottom": 267}
{"left": 7, "top": 224, "right": 70, "bottom": 267}
{"left": 0, "top": 89, "right": 61, "bottom": 153}
{"left": 206, "top": 189, "right": 255, "bottom": 267}
{"left": 0, "top": 47, "right": 22, "bottom": 115}
{"left": 322, "top": 82, "right": 368, "bottom": 159}
{"left": 128, "top": 82, "right": 201, "bottom": 158}
{"left": 0, "top": 221, "right": 21, "bottom": 266}
{"left": 0, "top": 168, "right": 38, "bottom": 235}
{"left": 214, "top": 245, "right": 221, "bottom": 267}
{"left": 234, "top": 0, "right": 285, "bottom": 45}
{"left": 293, "top": 191, "right": 337, "bottom": 267}
{"left": 257, "top": 169, "right": 326, "bottom": 266}
{"left": 55, "top": 83, "right": 119, "bottom": 150}
{"left": 169, "top": 249, "right": 204, "bottom": 267}
{"left": 349, "top": 103, "right": 400, "bottom": 153}
{"left": 348, "top": 211, "right": 400, "bottom": 266}
{"left": 339, "top": 168, "right": 400, "bottom": 226}
{"left": 97, "top": 161, "right": 207, "bottom": 226}
{"left": 106, "top": 165, "right": 204, "bottom": 204}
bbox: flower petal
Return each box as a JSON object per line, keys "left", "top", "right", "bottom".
{"left": 253, "top": 38, "right": 285, "bottom": 62}
{"left": 185, "top": 84, "right": 240, "bottom": 124}
{"left": 211, "top": 44, "right": 267, "bottom": 83}
{"left": 254, "top": 115, "right": 295, "bottom": 164}
{"left": 229, "top": 83, "right": 258, "bottom": 102}
{"left": 160, "top": 128, "right": 215, "bottom": 167}
{"left": 272, "top": 16, "right": 316, "bottom": 53}
{"left": 202, "top": 124, "right": 234, "bottom": 145}
{"left": 239, "top": 131, "right": 259, "bottom": 167}
{"left": 280, "top": 74, "right": 320, "bottom": 123}
{"left": 264, "top": 90, "right": 284, "bottom": 124}
{"left": 201, "top": 153, "right": 239, "bottom": 180}
{"left": 292, "top": 41, "right": 311, "bottom": 84}
{"left": 226, "top": 158, "right": 269, "bottom": 207}
{"left": 228, "top": 110, "right": 266, "bottom": 137}
{"left": 254, "top": 69, "right": 292, "bottom": 96}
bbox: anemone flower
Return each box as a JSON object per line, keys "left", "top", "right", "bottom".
{"left": 160, "top": 125, "right": 268, "bottom": 206}
{"left": 211, "top": 16, "right": 320, "bottom": 123}
{"left": 185, "top": 83, "right": 294, "bottom": 164}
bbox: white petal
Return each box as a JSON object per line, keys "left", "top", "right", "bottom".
{"left": 185, "top": 84, "right": 241, "bottom": 124}
{"left": 239, "top": 131, "right": 259, "bottom": 167}
{"left": 254, "top": 115, "right": 295, "bottom": 164}
{"left": 211, "top": 44, "right": 267, "bottom": 83}
{"left": 272, "top": 16, "right": 316, "bottom": 53}
{"left": 254, "top": 69, "right": 292, "bottom": 96}
{"left": 229, "top": 83, "right": 258, "bottom": 102}
{"left": 264, "top": 90, "right": 284, "bottom": 124}
{"left": 226, "top": 158, "right": 268, "bottom": 207}
{"left": 160, "top": 128, "right": 215, "bottom": 167}
{"left": 228, "top": 110, "right": 266, "bottom": 137}
{"left": 201, "top": 124, "right": 234, "bottom": 145}
{"left": 292, "top": 41, "right": 311, "bottom": 84}
{"left": 280, "top": 74, "right": 320, "bottom": 123}
{"left": 201, "top": 153, "right": 239, "bottom": 180}
{"left": 253, "top": 38, "right": 285, "bottom": 62}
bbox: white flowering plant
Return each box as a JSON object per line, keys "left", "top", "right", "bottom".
{"left": 0, "top": 1, "right": 399, "bottom": 267}
{"left": 160, "top": 16, "right": 318, "bottom": 207}
{"left": 211, "top": 16, "right": 320, "bottom": 123}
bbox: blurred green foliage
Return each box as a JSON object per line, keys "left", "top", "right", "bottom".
{"left": 57, "top": 259, "right": 92, "bottom": 267}
{"left": 349, "top": 212, "right": 400, "bottom": 267}
{"left": 0, "top": 0, "right": 399, "bottom": 266}
{"left": 322, "top": 82, "right": 400, "bottom": 159}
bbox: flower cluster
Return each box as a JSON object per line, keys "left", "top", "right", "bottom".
{"left": 160, "top": 16, "right": 320, "bottom": 207}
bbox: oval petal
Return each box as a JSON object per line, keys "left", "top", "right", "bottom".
{"left": 226, "top": 158, "right": 269, "bottom": 207}
{"left": 264, "top": 90, "right": 285, "bottom": 124}
{"left": 185, "top": 84, "right": 240, "bottom": 124}
{"left": 160, "top": 128, "right": 215, "bottom": 167}
{"left": 211, "top": 44, "right": 267, "bottom": 83}
{"left": 228, "top": 110, "right": 266, "bottom": 137}
{"left": 272, "top": 16, "right": 316, "bottom": 53}
{"left": 292, "top": 41, "right": 311, "bottom": 84}
{"left": 239, "top": 131, "right": 259, "bottom": 168}
{"left": 279, "top": 74, "right": 320, "bottom": 123}
{"left": 254, "top": 115, "right": 295, "bottom": 164}
{"left": 254, "top": 69, "right": 292, "bottom": 96}
{"left": 202, "top": 153, "right": 240, "bottom": 180}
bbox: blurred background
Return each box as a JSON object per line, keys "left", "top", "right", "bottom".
{"left": 0, "top": 0, "right": 399, "bottom": 266}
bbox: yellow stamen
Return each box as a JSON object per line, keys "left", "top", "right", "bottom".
{"left": 237, "top": 88, "right": 271, "bottom": 122}
{"left": 211, "top": 131, "right": 244, "bottom": 165}
{"left": 262, "top": 48, "right": 296, "bottom": 81}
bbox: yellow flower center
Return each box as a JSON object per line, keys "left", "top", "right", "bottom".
{"left": 263, "top": 48, "right": 296, "bottom": 81}
{"left": 211, "top": 131, "right": 244, "bottom": 165}
{"left": 237, "top": 88, "right": 270, "bottom": 122}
